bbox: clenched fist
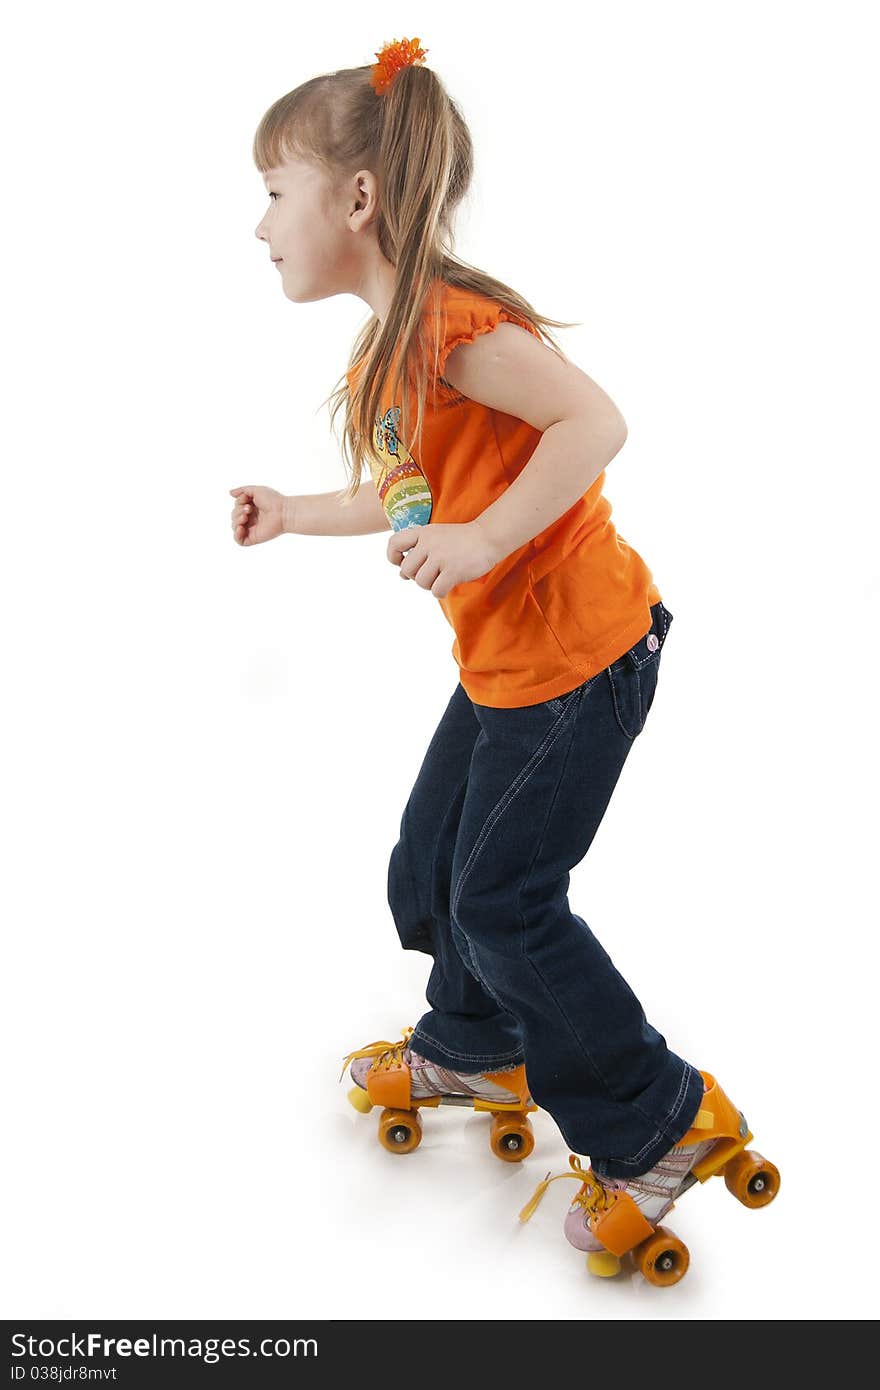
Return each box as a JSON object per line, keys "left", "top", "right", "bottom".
{"left": 229, "top": 486, "right": 285, "bottom": 546}
{"left": 387, "top": 521, "right": 503, "bottom": 599}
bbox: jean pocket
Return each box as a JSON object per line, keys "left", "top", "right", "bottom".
{"left": 606, "top": 659, "right": 657, "bottom": 740}
{"left": 605, "top": 602, "right": 672, "bottom": 739}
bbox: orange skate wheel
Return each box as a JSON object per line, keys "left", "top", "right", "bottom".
{"left": 632, "top": 1226, "right": 690, "bottom": 1287}
{"left": 378, "top": 1107, "right": 422, "bottom": 1155}
{"left": 489, "top": 1112, "right": 535, "bottom": 1162}
{"left": 723, "top": 1149, "right": 780, "bottom": 1207}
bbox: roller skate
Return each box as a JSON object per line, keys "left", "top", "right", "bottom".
{"left": 340, "top": 1025, "right": 538, "bottom": 1161}
{"left": 518, "top": 1069, "right": 780, "bottom": 1286}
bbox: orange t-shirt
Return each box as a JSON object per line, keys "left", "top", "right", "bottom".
{"left": 347, "top": 278, "right": 661, "bottom": 709}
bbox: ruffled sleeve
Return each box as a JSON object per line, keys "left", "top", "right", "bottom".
{"left": 435, "top": 289, "right": 542, "bottom": 383}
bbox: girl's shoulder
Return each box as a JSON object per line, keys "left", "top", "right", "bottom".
{"left": 426, "top": 276, "right": 538, "bottom": 334}
{"left": 345, "top": 279, "right": 540, "bottom": 393}
{"left": 423, "top": 278, "right": 541, "bottom": 390}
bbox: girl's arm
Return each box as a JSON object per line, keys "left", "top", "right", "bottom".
{"left": 443, "top": 323, "right": 627, "bottom": 561}
{"left": 283, "top": 482, "right": 391, "bottom": 537}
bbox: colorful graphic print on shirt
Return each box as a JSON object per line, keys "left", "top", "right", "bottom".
{"left": 371, "top": 406, "right": 433, "bottom": 531}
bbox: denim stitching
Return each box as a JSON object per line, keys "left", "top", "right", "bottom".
{"left": 546, "top": 690, "right": 575, "bottom": 715}
{"left": 664, "top": 1059, "right": 694, "bottom": 1133}
{"left": 427, "top": 771, "right": 470, "bottom": 907}
{"left": 590, "top": 1062, "right": 695, "bottom": 1170}
{"left": 521, "top": 957, "right": 687, "bottom": 1153}
{"left": 516, "top": 693, "right": 583, "bottom": 959}
{"left": 398, "top": 817, "right": 430, "bottom": 941}
{"left": 606, "top": 667, "right": 638, "bottom": 742}
{"left": 506, "top": 697, "right": 625, "bottom": 1103}
{"left": 449, "top": 918, "right": 510, "bottom": 1011}
{"left": 546, "top": 672, "right": 598, "bottom": 715}
{"left": 602, "top": 1062, "right": 690, "bottom": 1167}
{"left": 520, "top": 955, "right": 618, "bottom": 1104}
{"left": 631, "top": 603, "right": 669, "bottom": 670}
{"left": 456, "top": 942, "right": 511, "bottom": 1017}
{"left": 394, "top": 759, "right": 473, "bottom": 948}
{"left": 409, "top": 1026, "right": 524, "bottom": 1068}
{"left": 457, "top": 947, "right": 510, "bottom": 1015}
{"left": 451, "top": 699, "right": 579, "bottom": 929}
{"left": 520, "top": 947, "right": 696, "bottom": 1164}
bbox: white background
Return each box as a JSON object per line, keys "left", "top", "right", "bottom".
{"left": 3, "top": 0, "right": 878, "bottom": 1324}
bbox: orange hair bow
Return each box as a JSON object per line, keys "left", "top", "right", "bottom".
{"left": 370, "top": 36, "right": 429, "bottom": 96}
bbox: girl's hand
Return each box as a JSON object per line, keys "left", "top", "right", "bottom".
{"left": 387, "top": 521, "right": 503, "bottom": 599}
{"left": 229, "top": 486, "right": 285, "bottom": 546}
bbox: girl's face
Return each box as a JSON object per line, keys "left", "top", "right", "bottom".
{"left": 254, "top": 154, "right": 368, "bottom": 304}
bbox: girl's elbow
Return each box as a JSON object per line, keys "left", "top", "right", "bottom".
{"left": 607, "top": 418, "right": 627, "bottom": 458}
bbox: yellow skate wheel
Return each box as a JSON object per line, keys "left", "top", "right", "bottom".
{"left": 489, "top": 1112, "right": 535, "bottom": 1163}
{"left": 347, "top": 1085, "right": 373, "bottom": 1114}
{"left": 723, "top": 1150, "right": 780, "bottom": 1207}
{"left": 378, "top": 1107, "right": 422, "bottom": 1155}
{"left": 586, "top": 1251, "right": 622, "bottom": 1278}
{"left": 632, "top": 1226, "right": 689, "bottom": 1287}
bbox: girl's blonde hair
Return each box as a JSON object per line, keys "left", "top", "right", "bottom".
{"left": 253, "top": 58, "right": 580, "bottom": 502}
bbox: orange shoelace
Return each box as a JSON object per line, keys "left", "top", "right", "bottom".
{"left": 339, "top": 1025, "right": 415, "bottom": 1083}
{"left": 519, "top": 1153, "right": 613, "bottom": 1223}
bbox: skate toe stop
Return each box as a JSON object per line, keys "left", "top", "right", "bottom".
{"left": 587, "top": 1251, "right": 622, "bottom": 1278}
{"left": 347, "top": 1086, "right": 373, "bottom": 1114}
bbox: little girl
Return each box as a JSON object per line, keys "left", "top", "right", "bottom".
{"left": 232, "top": 37, "right": 779, "bottom": 1287}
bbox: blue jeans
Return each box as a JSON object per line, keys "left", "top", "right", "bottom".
{"left": 386, "top": 600, "right": 704, "bottom": 1179}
